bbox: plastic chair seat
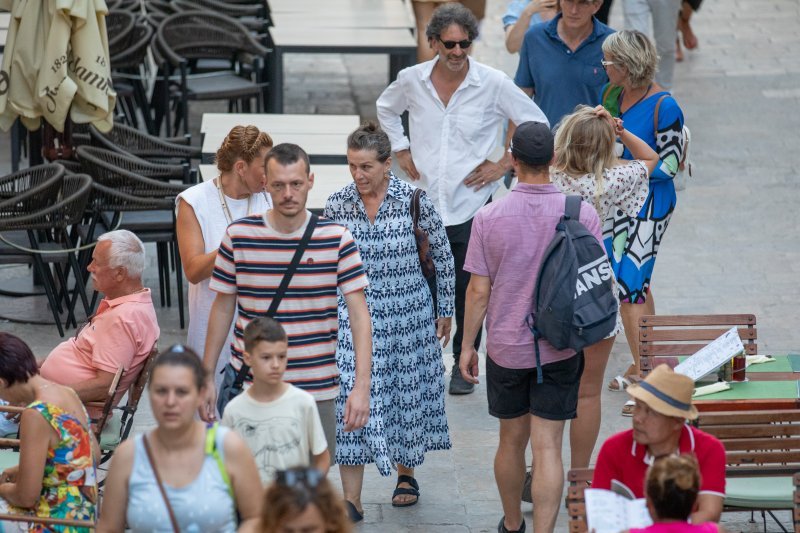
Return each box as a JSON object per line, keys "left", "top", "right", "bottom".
{"left": 99, "top": 414, "right": 123, "bottom": 450}
{"left": 724, "top": 476, "right": 793, "bottom": 509}
{"left": 0, "top": 450, "right": 19, "bottom": 471}
{"left": 185, "top": 72, "right": 267, "bottom": 100}
{"left": 101, "top": 210, "right": 173, "bottom": 233}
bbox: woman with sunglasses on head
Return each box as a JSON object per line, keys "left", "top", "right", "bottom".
{"left": 550, "top": 104, "right": 659, "bottom": 469}
{"left": 0, "top": 332, "right": 98, "bottom": 531}
{"left": 241, "top": 467, "right": 351, "bottom": 533}
{"left": 97, "top": 346, "right": 262, "bottom": 533}
{"left": 599, "top": 31, "right": 686, "bottom": 415}
{"left": 176, "top": 126, "right": 273, "bottom": 389}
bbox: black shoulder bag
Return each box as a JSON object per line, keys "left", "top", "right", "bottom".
{"left": 217, "top": 214, "right": 318, "bottom": 416}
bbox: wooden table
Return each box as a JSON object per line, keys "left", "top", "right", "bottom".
{"left": 202, "top": 134, "right": 350, "bottom": 165}
{"left": 693, "top": 379, "right": 800, "bottom": 412}
{"left": 270, "top": 11, "right": 413, "bottom": 29}
{"left": 199, "top": 164, "right": 352, "bottom": 211}
{"left": 270, "top": 9, "right": 416, "bottom": 31}
{"left": 200, "top": 113, "right": 358, "bottom": 164}
{"left": 1, "top": 11, "right": 10, "bottom": 53}
{"left": 266, "top": 0, "right": 410, "bottom": 15}
{"left": 200, "top": 112, "right": 359, "bottom": 136}
{"left": 265, "top": 26, "right": 416, "bottom": 113}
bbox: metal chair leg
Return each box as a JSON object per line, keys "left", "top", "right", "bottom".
{"left": 27, "top": 232, "right": 65, "bottom": 337}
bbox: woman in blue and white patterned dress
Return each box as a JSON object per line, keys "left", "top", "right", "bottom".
{"left": 323, "top": 122, "right": 455, "bottom": 520}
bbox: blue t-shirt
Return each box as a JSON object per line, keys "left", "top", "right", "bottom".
{"left": 514, "top": 14, "right": 614, "bottom": 127}
{"left": 502, "top": 0, "right": 544, "bottom": 29}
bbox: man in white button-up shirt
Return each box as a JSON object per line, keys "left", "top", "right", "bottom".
{"left": 377, "top": 3, "right": 547, "bottom": 395}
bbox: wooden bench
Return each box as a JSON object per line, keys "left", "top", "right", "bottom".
{"left": 566, "top": 468, "right": 593, "bottom": 532}
{"left": 695, "top": 409, "right": 800, "bottom": 532}
{"left": 638, "top": 314, "right": 757, "bottom": 376}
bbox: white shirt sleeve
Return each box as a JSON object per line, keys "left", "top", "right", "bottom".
{"left": 497, "top": 75, "right": 549, "bottom": 128}
{"left": 376, "top": 73, "right": 411, "bottom": 152}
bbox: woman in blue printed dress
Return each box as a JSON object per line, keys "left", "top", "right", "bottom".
{"left": 323, "top": 122, "right": 455, "bottom": 520}
{"left": 600, "top": 30, "right": 685, "bottom": 401}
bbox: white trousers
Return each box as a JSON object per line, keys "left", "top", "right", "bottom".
{"left": 622, "top": 0, "right": 682, "bottom": 89}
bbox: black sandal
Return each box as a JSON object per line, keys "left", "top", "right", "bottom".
{"left": 345, "top": 500, "right": 363, "bottom": 523}
{"left": 498, "top": 516, "right": 526, "bottom": 533}
{"left": 391, "top": 475, "right": 420, "bottom": 507}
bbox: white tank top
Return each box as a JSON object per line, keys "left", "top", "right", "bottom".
{"left": 176, "top": 178, "right": 271, "bottom": 386}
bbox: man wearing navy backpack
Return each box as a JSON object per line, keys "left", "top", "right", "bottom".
{"left": 460, "top": 121, "right": 603, "bottom": 533}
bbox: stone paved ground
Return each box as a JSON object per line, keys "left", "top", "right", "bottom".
{"left": 1, "top": 0, "right": 799, "bottom": 531}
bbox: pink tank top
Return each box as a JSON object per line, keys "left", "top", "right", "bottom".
{"left": 631, "top": 523, "right": 717, "bottom": 533}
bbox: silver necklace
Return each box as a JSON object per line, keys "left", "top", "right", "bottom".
{"left": 216, "top": 175, "right": 252, "bottom": 225}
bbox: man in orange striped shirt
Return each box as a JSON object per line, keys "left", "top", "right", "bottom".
{"left": 200, "top": 143, "right": 373, "bottom": 463}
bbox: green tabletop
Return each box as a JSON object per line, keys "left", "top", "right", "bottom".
{"left": 694, "top": 380, "right": 800, "bottom": 401}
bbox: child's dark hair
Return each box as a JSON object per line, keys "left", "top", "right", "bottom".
{"left": 151, "top": 345, "right": 207, "bottom": 389}
{"left": 646, "top": 454, "right": 700, "bottom": 521}
{"left": 244, "top": 317, "right": 288, "bottom": 353}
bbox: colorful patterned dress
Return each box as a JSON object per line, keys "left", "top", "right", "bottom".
{"left": 7, "top": 402, "right": 97, "bottom": 532}
{"left": 602, "top": 85, "right": 685, "bottom": 303}
{"left": 324, "top": 176, "right": 455, "bottom": 475}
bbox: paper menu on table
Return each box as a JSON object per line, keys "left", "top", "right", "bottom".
{"left": 585, "top": 488, "right": 652, "bottom": 533}
{"left": 673, "top": 326, "right": 744, "bottom": 382}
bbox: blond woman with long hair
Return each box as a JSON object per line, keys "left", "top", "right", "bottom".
{"left": 550, "top": 104, "right": 658, "bottom": 465}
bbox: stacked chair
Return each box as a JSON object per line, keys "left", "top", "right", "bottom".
{"left": 76, "top": 145, "right": 188, "bottom": 328}
{"left": 0, "top": 165, "right": 95, "bottom": 336}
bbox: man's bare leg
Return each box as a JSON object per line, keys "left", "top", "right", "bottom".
{"left": 495, "top": 415, "right": 530, "bottom": 531}
{"left": 530, "top": 415, "right": 567, "bottom": 533}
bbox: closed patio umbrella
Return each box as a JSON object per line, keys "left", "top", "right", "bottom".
{"left": 0, "top": 0, "right": 116, "bottom": 133}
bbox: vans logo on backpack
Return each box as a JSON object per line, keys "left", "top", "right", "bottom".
{"left": 576, "top": 256, "right": 613, "bottom": 297}
{"left": 527, "top": 196, "right": 619, "bottom": 384}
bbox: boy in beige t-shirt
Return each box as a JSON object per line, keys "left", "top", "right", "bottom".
{"left": 222, "top": 317, "right": 330, "bottom": 484}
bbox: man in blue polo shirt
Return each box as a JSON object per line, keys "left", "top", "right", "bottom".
{"left": 514, "top": 0, "right": 614, "bottom": 127}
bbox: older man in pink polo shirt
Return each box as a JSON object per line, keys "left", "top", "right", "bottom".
{"left": 40, "top": 230, "right": 159, "bottom": 416}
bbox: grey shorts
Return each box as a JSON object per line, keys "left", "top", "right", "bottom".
{"left": 316, "top": 398, "right": 336, "bottom": 464}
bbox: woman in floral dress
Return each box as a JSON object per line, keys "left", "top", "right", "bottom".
{"left": 0, "top": 333, "right": 97, "bottom": 532}
{"left": 551, "top": 104, "right": 659, "bottom": 451}
{"left": 324, "top": 122, "right": 455, "bottom": 520}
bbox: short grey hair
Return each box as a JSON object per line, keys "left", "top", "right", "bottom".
{"left": 347, "top": 122, "right": 391, "bottom": 162}
{"left": 602, "top": 30, "right": 659, "bottom": 88}
{"left": 426, "top": 3, "right": 479, "bottom": 42}
{"left": 98, "top": 230, "right": 146, "bottom": 278}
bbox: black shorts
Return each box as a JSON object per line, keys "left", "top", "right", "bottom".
{"left": 486, "top": 353, "right": 585, "bottom": 421}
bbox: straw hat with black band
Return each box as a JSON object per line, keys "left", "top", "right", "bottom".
{"left": 626, "top": 364, "right": 698, "bottom": 420}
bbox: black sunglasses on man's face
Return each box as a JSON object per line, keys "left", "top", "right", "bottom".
{"left": 438, "top": 37, "right": 472, "bottom": 50}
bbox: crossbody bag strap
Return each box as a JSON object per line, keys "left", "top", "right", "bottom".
{"left": 410, "top": 188, "right": 422, "bottom": 228}
{"left": 232, "top": 214, "right": 319, "bottom": 388}
{"left": 143, "top": 435, "right": 181, "bottom": 533}
{"left": 653, "top": 94, "right": 668, "bottom": 137}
